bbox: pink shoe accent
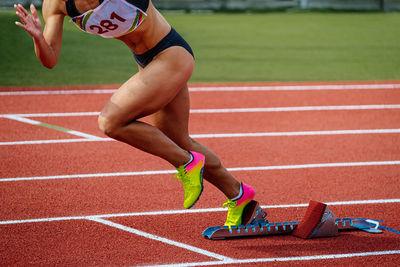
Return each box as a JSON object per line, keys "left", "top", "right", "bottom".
{"left": 185, "top": 151, "right": 205, "bottom": 171}
{"left": 236, "top": 183, "right": 255, "bottom": 206}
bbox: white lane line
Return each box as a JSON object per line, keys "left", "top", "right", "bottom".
{"left": 1, "top": 198, "right": 399, "bottom": 225}
{"left": 1, "top": 104, "right": 399, "bottom": 118}
{"left": 2, "top": 128, "right": 400, "bottom": 146}
{"left": 1, "top": 83, "right": 400, "bottom": 96}
{"left": 4, "top": 115, "right": 103, "bottom": 140}
{"left": 190, "top": 104, "right": 400, "bottom": 113}
{"left": 1, "top": 160, "right": 399, "bottom": 182}
{"left": 0, "top": 89, "right": 117, "bottom": 96}
{"left": 189, "top": 83, "right": 400, "bottom": 92}
{"left": 191, "top": 129, "right": 400, "bottom": 138}
{"left": 0, "top": 138, "right": 111, "bottom": 145}
{"left": 0, "top": 169, "right": 175, "bottom": 182}
{"left": 149, "top": 250, "right": 400, "bottom": 267}
{"left": 227, "top": 160, "right": 400, "bottom": 172}
{"left": 0, "top": 112, "right": 100, "bottom": 117}
{"left": 88, "top": 217, "right": 233, "bottom": 261}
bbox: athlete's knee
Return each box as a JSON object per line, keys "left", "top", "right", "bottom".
{"left": 97, "top": 115, "right": 110, "bottom": 135}
{"left": 98, "top": 114, "right": 120, "bottom": 138}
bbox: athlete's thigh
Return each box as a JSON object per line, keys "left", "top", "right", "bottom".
{"left": 100, "top": 46, "right": 194, "bottom": 126}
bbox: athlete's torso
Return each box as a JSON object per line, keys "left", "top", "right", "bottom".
{"left": 60, "top": 0, "right": 171, "bottom": 54}
{"left": 67, "top": 0, "right": 148, "bottom": 38}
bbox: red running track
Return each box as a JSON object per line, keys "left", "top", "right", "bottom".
{"left": 1, "top": 81, "right": 400, "bottom": 266}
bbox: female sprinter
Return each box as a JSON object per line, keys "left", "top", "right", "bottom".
{"left": 14, "top": 0, "right": 257, "bottom": 226}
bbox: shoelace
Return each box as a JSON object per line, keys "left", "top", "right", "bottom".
{"left": 175, "top": 166, "right": 194, "bottom": 189}
{"left": 223, "top": 199, "right": 238, "bottom": 226}
{"left": 174, "top": 165, "right": 187, "bottom": 181}
{"left": 222, "top": 199, "right": 237, "bottom": 209}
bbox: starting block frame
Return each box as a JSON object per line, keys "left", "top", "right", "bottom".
{"left": 202, "top": 217, "right": 382, "bottom": 240}
{"left": 202, "top": 200, "right": 398, "bottom": 240}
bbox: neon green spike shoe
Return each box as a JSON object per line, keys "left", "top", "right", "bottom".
{"left": 174, "top": 151, "right": 205, "bottom": 209}
{"left": 223, "top": 183, "right": 255, "bottom": 227}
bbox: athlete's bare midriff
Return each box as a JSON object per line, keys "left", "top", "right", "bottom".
{"left": 117, "top": 3, "right": 172, "bottom": 55}
{"left": 61, "top": 0, "right": 171, "bottom": 54}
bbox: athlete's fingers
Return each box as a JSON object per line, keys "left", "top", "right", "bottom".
{"left": 30, "top": 4, "right": 38, "bottom": 19}
{"left": 15, "top": 9, "right": 22, "bottom": 18}
{"left": 15, "top": 21, "right": 27, "bottom": 30}
{"left": 14, "top": 4, "right": 24, "bottom": 17}
{"left": 15, "top": 11, "right": 27, "bottom": 24}
{"left": 21, "top": 4, "right": 30, "bottom": 16}
{"left": 15, "top": 21, "right": 23, "bottom": 27}
{"left": 31, "top": 4, "right": 42, "bottom": 28}
{"left": 14, "top": 5, "right": 29, "bottom": 23}
{"left": 13, "top": 4, "right": 22, "bottom": 13}
{"left": 16, "top": 4, "right": 29, "bottom": 17}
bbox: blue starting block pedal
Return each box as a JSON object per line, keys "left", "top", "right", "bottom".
{"left": 202, "top": 200, "right": 399, "bottom": 240}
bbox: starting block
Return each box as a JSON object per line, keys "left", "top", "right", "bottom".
{"left": 202, "top": 200, "right": 399, "bottom": 240}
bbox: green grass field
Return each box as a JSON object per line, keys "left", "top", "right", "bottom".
{"left": 0, "top": 9, "right": 399, "bottom": 86}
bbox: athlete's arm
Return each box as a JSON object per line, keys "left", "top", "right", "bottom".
{"left": 15, "top": 1, "right": 65, "bottom": 69}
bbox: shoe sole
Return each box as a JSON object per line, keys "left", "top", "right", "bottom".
{"left": 241, "top": 200, "right": 263, "bottom": 225}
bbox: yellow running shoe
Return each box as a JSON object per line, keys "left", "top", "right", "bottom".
{"left": 223, "top": 183, "right": 255, "bottom": 227}
{"left": 175, "top": 151, "right": 205, "bottom": 209}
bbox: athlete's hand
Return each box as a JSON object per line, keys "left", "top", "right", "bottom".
{"left": 14, "top": 4, "right": 43, "bottom": 38}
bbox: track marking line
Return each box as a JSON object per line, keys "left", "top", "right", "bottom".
{"left": 190, "top": 104, "right": 400, "bottom": 113}
{"left": 189, "top": 84, "right": 400, "bottom": 92}
{"left": 1, "top": 198, "right": 399, "bottom": 225}
{"left": 1, "top": 160, "right": 399, "bottom": 182}
{"left": 4, "top": 115, "right": 102, "bottom": 140}
{"left": 0, "top": 89, "right": 117, "bottom": 96}
{"left": 1, "top": 104, "right": 400, "bottom": 118}
{"left": 0, "top": 138, "right": 108, "bottom": 145}
{"left": 148, "top": 250, "right": 400, "bottom": 267}
{"left": 1, "top": 83, "right": 400, "bottom": 96}
{"left": 0, "top": 112, "right": 100, "bottom": 117}
{"left": 3, "top": 104, "right": 398, "bottom": 145}
{"left": 191, "top": 129, "right": 400, "bottom": 138}
{"left": 87, "top": 217, "right": 233, "bottom": 261}
{"left": 1, "top": 128, "right": 400, "bottom": 146}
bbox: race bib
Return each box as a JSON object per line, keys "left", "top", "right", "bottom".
{"left": 70, "top": 0, "right": 147, "bottom": 38}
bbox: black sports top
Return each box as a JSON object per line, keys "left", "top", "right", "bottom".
{"left": 65, "top": 0, "right": 149, "bottom": 17}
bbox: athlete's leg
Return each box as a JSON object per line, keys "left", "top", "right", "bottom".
{"left": 97, "top": 46, "right": 194, "bottom": 167}
{"left": 151, "top": 82, "right": 241, "bottom": 199}
{"left": 155, "top": 92, "right": 257, "bottom": 222}
{"left": 98, "top": 44, "right": 242, "bottom": 202}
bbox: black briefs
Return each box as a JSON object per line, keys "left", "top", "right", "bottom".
{"left": 133, "top": 28, "right": 194, "bottom": 68}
